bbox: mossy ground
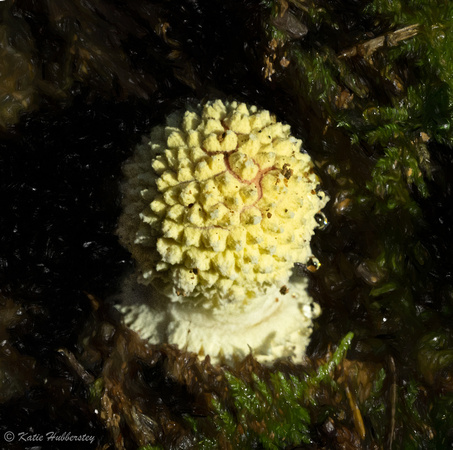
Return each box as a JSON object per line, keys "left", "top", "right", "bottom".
{"left": 1, "top": 0, "right": 453, "bottom": 448}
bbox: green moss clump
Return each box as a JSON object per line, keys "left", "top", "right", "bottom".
{"left": 184, "top": 333, "right": 354, "bottom": 449}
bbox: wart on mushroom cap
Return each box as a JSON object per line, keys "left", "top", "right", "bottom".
{"left": 116, "top": 99, "right": 329, "bottom": 364}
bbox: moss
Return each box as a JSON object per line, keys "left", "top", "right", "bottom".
{"left": 184, "top": 333, "right": 354, "bottom": 448}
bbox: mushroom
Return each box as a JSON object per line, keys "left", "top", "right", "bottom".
{"left": 115, "top": 99, "right": 329, "bottom": 364}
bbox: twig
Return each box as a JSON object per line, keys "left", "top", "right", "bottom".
{"left": 288, "top": 0, "right": 310, "bottom": 13}
{"left": 57, "top": 348, "right": 95, "bottom": 385}
{"left": 388, "top": 355, "right": 397, "bottom": 450}
{"left": 345, "top": 383, "right": 366, "bottom": 440}
{"left": 339, "top": 24, "right": 420, "bottom": 59}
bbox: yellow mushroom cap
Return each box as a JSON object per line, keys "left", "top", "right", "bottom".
{"left": 118, "top": 99, "right": 328, "bottom": 304}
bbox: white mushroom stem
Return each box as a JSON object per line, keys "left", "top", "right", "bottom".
{"left": 113, "top": 272, "right": 320, "bottom": 365}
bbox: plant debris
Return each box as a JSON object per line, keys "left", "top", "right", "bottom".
{"left": 1, "top": 0, "right": 453, "bottom": 448}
